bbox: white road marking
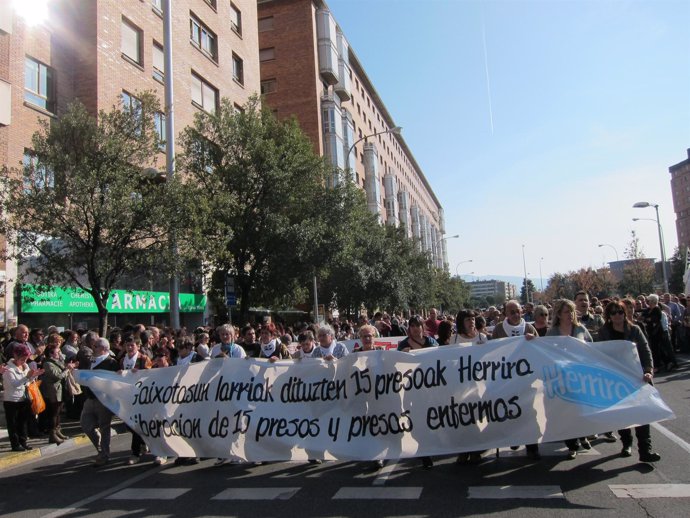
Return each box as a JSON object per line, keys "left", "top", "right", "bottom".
{"left": 610, "top": 484, "right": 690, "bottom": 498}
{"left": 42, "top": 465, "right": 166, "bottom": 518}
{"left": 373, "top": 460, "right": 397, "bottom": 486}
{"left": 211, "top": 487, "right": 300, "bottom": 500}
{"left": 651, "top": 422, "right": 690, "bottom": 455}
{"left": 106, "top": 488, "right": 191, "bottom": 500}
{"left": 333, "top": 487, "right": 423, "bottom": 500}
{"left": 468, "top": 485, "right": 565, "bottom": 499}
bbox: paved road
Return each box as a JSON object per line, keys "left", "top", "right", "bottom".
{"left": 1, "top": 362, "right": 689, "bottom": 518}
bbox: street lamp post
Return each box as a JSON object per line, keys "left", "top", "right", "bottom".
{"left": 522, "top": 244, "right": 530, "bottom": 303}
{"left": 597, "top": 243, "right": 619, "bottom": 262}
{"left": 435, "top": 234, "right": 459, "bottom": 270}
{"left": 539, "top": 257, "right": 544, "bottom": 292}
{"left": 345, "top": 126, "right": 402, "bottom": 177}
{"left": 455, "top": 259, "right": 473, "bottom": 277}
{"left": 633, "top": 202, "right": 669, "bottom": 292}
{"left": 163, "top": 0, "right": 180, "bottom": 329}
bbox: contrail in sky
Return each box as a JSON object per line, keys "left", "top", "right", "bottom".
{"left": 481, "top": 12, "right": 494, "bottom": 135}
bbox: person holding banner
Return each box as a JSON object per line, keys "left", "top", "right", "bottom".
{"left": 354, "top": 324, "right": 380, "bottom": 352}
{"left": 80, "top": 338, "right": 119, "bottom": 466}
{"left": 397, "top": 316, "right": 439, "bottom": 352}
{"left": 396, "top": 316, "right": 437, "bottom": 469}
{"left": 452, "top": 309, "right": 488, "bottom": 345}
{"left": 255, "top": 323, "right": 291, "bottom": 362}
{"left": 491, "top": 300, "right": 538, "bottom": 340}
{"left": 597, "top": 300, "right": 661, "bottom": 463}
{"left": 313, "top": 324, "right": 349, "bottom": 360}
{"left": 210, "top": 324, "right": 247, "bottom": 359}
{"left": 546, "top": 299, "right": 593, "bottom": 458}
{"left": 119, "top": 335, "right": 153, "bottom": 465}
{"left": 293, "top": 330, "right": 318, "bottom": 359}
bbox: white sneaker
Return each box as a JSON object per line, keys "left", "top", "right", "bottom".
{"left": 154, "top": 456, "right": 167, "bottom": 465}
{"left": 127, "top": 455, "right": 141, "bottom": 465}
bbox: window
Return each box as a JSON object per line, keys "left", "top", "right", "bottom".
{"left": 121, "top": 18, "right": 143, "bottom": 65}
{"left": 230, "top": 3, "right": 242, "bottom": 35}
{"left": 260, "top": 79, "right": 276, "bottom": 94}
{"left": 204, "top": 0, "right": 217, "bottom": 9}
{"left": 191, "top": 73, "right": 218, "bottom": 114}
{"left": 232, "top": 53, "right": 244, "bottom": 85}
{"left": 152, "top": 0, "right": 162, "bottom": 12}
{"left": 259, "top": 47, "right": 275, "bottom": 62}
{"left": 24, "top": 57, "right": 55, "bottom": 113}
{"left": 153, "top": 42, "right": 165, "bottom": 82}
{"left": 190, "top": 14, "right": 217, "bottom": 61}
{"left": 23, "top": 151, "right": 54, "bottom": 192}
{"left": 122, "top": 91, "right": 143, "bottom": 133}
{"left": 154, "top": 112, "right": 166, "bottom": 150}
{"left": 258, "top": 16, "right": 273, "bottom": 32}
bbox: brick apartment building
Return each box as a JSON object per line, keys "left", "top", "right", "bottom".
{"left": 670, "top": 148, "right": 690, "bottom": 251}
{"left": 257, "top": 0, "right": 448, "bottom": 269}
{"left": 0, "top": 0, "right": 259, "bottom": 326}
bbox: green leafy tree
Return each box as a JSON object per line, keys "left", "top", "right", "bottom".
{"left": 520, "top": 279, "right": 537, "bottom": 304}
{"left": 179, "top": 97, "right": 329, "bottom": 323}
{"left": 619, "top": 231, "right": 656, "bottom": 296}
{"left": 0, "top": 95, "right": 184, "bottom": 335}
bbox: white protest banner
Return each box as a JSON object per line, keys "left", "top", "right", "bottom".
{"left": 75, "top": 336, "right": 674, "bottom": 461}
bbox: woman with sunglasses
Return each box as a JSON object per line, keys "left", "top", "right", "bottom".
{"left": 596, "top": 300, "right": 660, "bottom": 463}
{"left": 532, "top": 305, "right": 550, "bottom": 337}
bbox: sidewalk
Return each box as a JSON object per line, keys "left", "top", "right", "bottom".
{"left": 0, "top": 392, "right": 124, "bottom": 471}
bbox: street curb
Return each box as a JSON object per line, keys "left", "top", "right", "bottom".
{"left": 0, "top": 433, "right": 109, "bottom": 472}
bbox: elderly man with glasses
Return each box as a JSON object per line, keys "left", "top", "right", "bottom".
{"left": 491, "top": 300, "right": 538, "bottom": 340}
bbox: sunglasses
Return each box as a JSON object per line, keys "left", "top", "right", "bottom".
{"left": 610, "top": 309, "right": 625, "bottom": 316}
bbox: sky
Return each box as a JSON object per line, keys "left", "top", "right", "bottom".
{"left": 326, "top": 0, "right": 690, "bottom": 283}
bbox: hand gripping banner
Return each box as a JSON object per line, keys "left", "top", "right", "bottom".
{"left": 75, "top": 337, "right": 674, "bottom": 462}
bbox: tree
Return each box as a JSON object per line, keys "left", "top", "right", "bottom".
{"left": 180, "top": 96, "right": 330, "bottom": 323}
{"left": 669, "top": 246, "right": 686, "bottom": 294}
{"left": 0, "top": 95, "right": 184, "bottom": 336}
{"left": 619, "top": 231, "right": 655, "bottom": 296}
{"left": 520, "top": 279, "right": 536, "bottom": 304}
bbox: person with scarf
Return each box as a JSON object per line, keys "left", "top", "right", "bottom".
{"left": 312, "top": 324, "right": 349, "bottom": 360}
{"left": 80, "top": 337, "right": 119, "bottom": 466}
{"left": 40, "top": 336, "right": 75, "bottom": 445}
{"left": 210, "top": 324, "right": 246, "bottom": 359}
{"left": 490, "top": 300, "right": 538, "bottom": 340}
{"left": 254, "top": 323, "right": 291, "bottom": 362}
{"left": 292, "top": 330, "right": 318, "bottom": 359}
{"left": 546, "top": 299, "right": 593, "bottom": 459}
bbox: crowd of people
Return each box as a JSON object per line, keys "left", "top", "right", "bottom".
{"left": 1, "top": 289, "right": 683, "bottom": 468}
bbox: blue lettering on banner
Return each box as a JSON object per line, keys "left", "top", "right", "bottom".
{"left": 542, "top": 362, "right": 638, "bottom": 408}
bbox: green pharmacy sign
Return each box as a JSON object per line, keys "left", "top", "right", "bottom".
{"left": 20, "top": 284, "right": 206, "bottom": 314}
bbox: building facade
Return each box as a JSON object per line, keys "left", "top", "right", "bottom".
{"left": 257, "top": 0, "right": 448, "bottom": 269}
{"left": 670, "top": 148, "right": 690, "bottom": 251}
{"left": 0, "top": 0, "right": 260, "bottom": 327}
{"left": 469, "top": 280, "right": 516, "bottom": 303}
